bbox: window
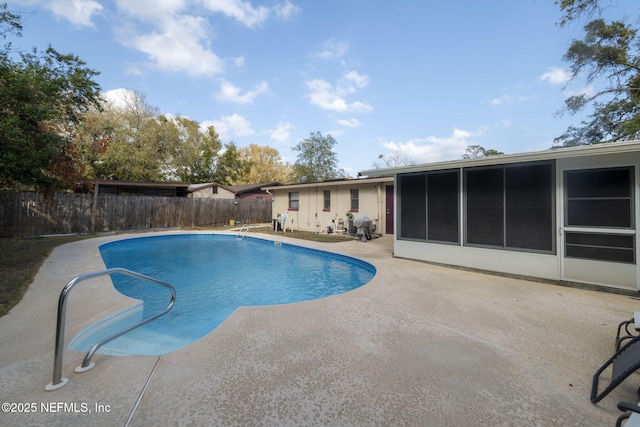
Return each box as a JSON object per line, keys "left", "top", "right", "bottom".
{"left": 427, "top": 171, "right": 459, "bottom": 243}
{"left": 465, "top": 161, "right": 554, "bottom": 252}
{"left": 350, "top": 189, "right": 359, "bottom": 211}
{"left": 465, "top": 167, "right": 504, "bottom": 247}
{"left": 399, "top": 173, "right": 427, "bottom": 240}
{"left": 398, "top": 170, "right": 459, "bottom": 242}
{"left": 565, "top": 168, "right": 633, "bottom": 228}
{"left": 505, "top": 164, "right": 553, "bottom": 251}
{"left": 288, "top": 192, "right": 299, "bottom": 210}
{"left": 564, "top": 167, "right": 635, "bottom": 264}
{"left": 323, "top": 190, "right": 331, "bottom": 210}
{"left": 565, "top": 232, "right": 634, "bottom": 263}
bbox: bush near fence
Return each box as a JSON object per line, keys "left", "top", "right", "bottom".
{"left": 0, "top": 191, "right": 272, "bottom": 237}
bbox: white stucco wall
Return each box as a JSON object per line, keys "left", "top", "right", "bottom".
{"left": 189, "top": 186, "right": 236, "bottom": 199}
{"left": 268, "top": 178, "right": 392, "bottom": 234}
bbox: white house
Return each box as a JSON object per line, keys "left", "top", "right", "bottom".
{"left": 263, "top": 177, "right": 394, "bottom": 235}
{"left": 360, "top": 141, "right": 640, "bottom": 291}
{"left": 188, "top": 183, "right": 237, "bottom": 199}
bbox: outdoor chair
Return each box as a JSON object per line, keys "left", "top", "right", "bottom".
{"left": 592, "top": 334, "right": 640, "bottom": 403}
{"left": 617, "top": 312, "right": 640, "bottom": 351}
{"left": 616, "top": 401, "right": 640, "bottom": 427}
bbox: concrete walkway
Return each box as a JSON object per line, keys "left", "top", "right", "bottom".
{"left": 1, "top": 231, "right": 639, "bottom": 426}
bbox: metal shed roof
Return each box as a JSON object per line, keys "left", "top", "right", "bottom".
{"left": 359, "top": 140, "right": 640, "bottom": 177}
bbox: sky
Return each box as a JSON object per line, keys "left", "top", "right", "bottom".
{"left": 7, "top": 0, "right": 637, "bottom": 177}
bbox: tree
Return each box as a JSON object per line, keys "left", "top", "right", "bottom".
{"left": 95, "top": 91, "right": 166, "bottom": 181}
{"left": 554, "top": 1, "right": 640, "bottom": 146}
{"left": 374, "top": 150, "right": 415, "bottom": 168}
{"left": 237, "top": 144, "right": 293, "bottom": 184}
{"left": 462, "top": 145, "right": 504, "bottom": 159}
{"left": 0, "top": 3, "right": 103, "bottom": 193}
{"left": 210, "top": 141, "right": 248, "bottom": 185}
{"left": 292, "top": 131, "right": 346, "bottom": 182}
{"left": 163, "top": 116, "right": 224, "bottom": 183}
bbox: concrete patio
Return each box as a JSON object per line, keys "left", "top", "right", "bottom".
{"left": 1, "top": 230, "right": 639, "bottom": 426}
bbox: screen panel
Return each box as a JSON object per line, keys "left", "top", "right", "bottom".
{"left": 565, "top": 167, "right": 633, "bottom": 228}
{"left": 465, "top": 167, "right": 504, "bottom": 246}
{"left": 427, "top": 170, "right": 459, "bottom": 243}
{"left": 399, "top": 173, "right": 427, "bottom": 240}
{"left": 505, "top": 164, "right": 553, "bottom": 251}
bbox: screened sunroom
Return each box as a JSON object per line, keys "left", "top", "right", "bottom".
{"left": 360, "top": 141, "right": 640, "bottom": 291}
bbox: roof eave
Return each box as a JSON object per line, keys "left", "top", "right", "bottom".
{"left": 358, "top": 140, "right": 640, "bottom": 177}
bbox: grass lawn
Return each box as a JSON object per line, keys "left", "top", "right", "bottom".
{"left": 0, "top": 235, "right": 91, "bottom": 317}
{"left": 0, "top": 228, "right": 353, "bottom": 317}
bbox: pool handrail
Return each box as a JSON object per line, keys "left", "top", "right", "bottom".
{"left": 238, "top": 223, "right": 256, "bottom": 234}
{"left": 45, "top": 267, "right": 176, "bottom": 391}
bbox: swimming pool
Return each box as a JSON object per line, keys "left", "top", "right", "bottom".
{"left": 69, "top": 234, "right": 376, "bottom": 356}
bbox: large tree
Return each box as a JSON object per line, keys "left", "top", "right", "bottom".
{"left": 237, "top": 144, "right": 293, "bottom": 184}
{"left": 162, "top": 116, "right": 224, "bottom": 183}
{"left": 0, "top": 3, "right": 103, "bottom": 192}
{"left": 554, "top": 0, "right": 640, "bottom": 146}
{"left": 292, "top": 131, "right": 346, "bottom": 183}
{"left": 208, "top": 141, "right": 248, "bottom": 185}
{"left": 95, "top": 90, "right": 167, "bottom": 181}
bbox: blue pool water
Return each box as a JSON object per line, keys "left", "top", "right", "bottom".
{"left": 69, "top": 234, "right": 375, "bottom": 356}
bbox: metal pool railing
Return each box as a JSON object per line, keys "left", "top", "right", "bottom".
{"left": 45, "top": 268, "right": 176, "bottom": 391}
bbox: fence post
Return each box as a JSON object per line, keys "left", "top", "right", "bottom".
{"left": 90, "top": 181, "right": 99, "bottom": 234}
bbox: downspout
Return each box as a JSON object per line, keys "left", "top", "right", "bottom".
{"left": 376, "top": 182, "right": 382, "bottom": 234}
{"left": 265, "top": 189, "right": 273, "bottom": 223}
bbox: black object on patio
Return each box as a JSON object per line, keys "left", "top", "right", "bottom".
{"left": 592, "top": 334, "right": 640, "bottom": 403}
{"left": 615, "top": 401, "right": 640, "bottom": 427}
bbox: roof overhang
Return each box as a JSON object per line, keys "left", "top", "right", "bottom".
{"left": 358, "top": 140, "right": 640, "bottom": 177}
{"left": 94, "top": 180, "right": 190, "bottom": 189}
{"left": 262, "top": 176, "right": 393, "bottom": 191}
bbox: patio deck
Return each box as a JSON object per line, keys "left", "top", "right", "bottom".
{"left": 1, "top": 231, "right": 639, "bottom": 426}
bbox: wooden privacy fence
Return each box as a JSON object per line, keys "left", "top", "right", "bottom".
{"left": 0, "top": 191, "right": 272, "bottom": 237}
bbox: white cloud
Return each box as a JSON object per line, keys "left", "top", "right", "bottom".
{"left": 114, "top": 0, "right": 185, "bottom": 20}
{"left": 306, "top": 70, "right": 372, "bottom": 113}
{"left": 488, "top": 94, "right": 513, "bottom": 106}
{"left": 216, "top": 80, "right": 269, "bottom": 104}
{"left": 208, "top": 113, "right": 255, "bottom": 139}
{"left": 380, "top": 128, "right": 482, "bottom": 164}
{"left": 274, "top": 0, "right": 300, "bottom": 20}
{"left": 14, "top": 0, "right": 104, "bottom": 27}
{"left": 199, "top": 0, "right": 291, "bottom": 28}
{"left": 111, "top": 0, "right": 296, "bottom": 76}
{"left": 232, "top": 56, "right": 246, "bottom": 69}
{"left": 486, "top": 91, "right": 528, "bottom": 106}
{"left": 266, "top": 122, "right": 294, "bottom": 144}
{"left": 313, "top": 39, "right": 349, "bottom": 60}
{"left": 341, "top": 70, "right": 369, "bottom": 91}
{"left": 101, "top": 88, "right": 137, "bottom": 109}
{"left": 120, "top": 14, "right": 224, "bottom": 76}
{"left": 540, "top": 67, "right": 573, "bottom": 85}
{"left": 566, "top": 84, "right": 595, "bottom": 98}
{"left": 337, "top": 118, "right": 361, "bottom": 128}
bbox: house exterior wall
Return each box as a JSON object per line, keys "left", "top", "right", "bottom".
{"left": 267, "top": 178, "right": 393, "bottom": 234}
{"left": 237, "top": 192, "right": 272, "bottom": 201}
{"left": 189, "top": 187, "right": 236, "bottom": 199}
{"left": 389, "top": 146, "right": 640, "bottom": 291}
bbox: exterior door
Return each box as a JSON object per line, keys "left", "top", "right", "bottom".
{"left": 561, "top": 166, "right": 637, "bottom": 289}
{"left": 385, "top": 185, "right": 394, "bottom": 234}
